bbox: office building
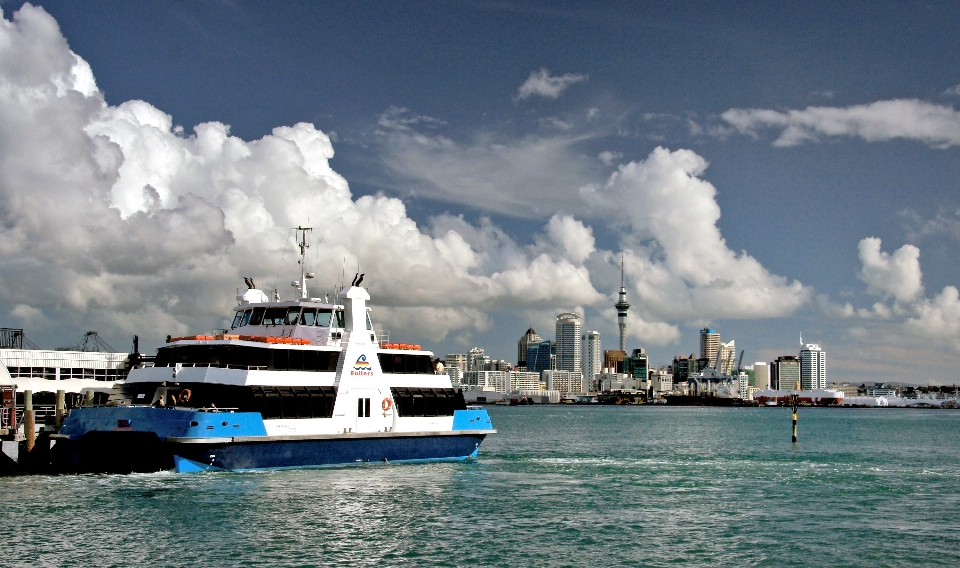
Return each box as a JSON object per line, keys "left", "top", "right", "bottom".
{"left": 517, "top": 328, "right": 542, "bottom": 369}
{"left": 527, "top": 340, "right": 554, "bottom": 374}
{"left": 771, "top": 356, "right": 800, "bottom": 390}
{"left": 800, "top": 344, "right": 826, "bottom": 390}
{"left": 700, "top": 328, "right": 720, "bottom": 363}
{"left": 555, "top": 313, "right": 582, "bottom": 373}
{"left": 582, "top": 330, "right": 601, "bottom": 384}
{"left": 467, "top": 347, "right": 487, "bottom": 372}
{"left": 719, "top": 340, "right": 736, "bottom": 374}
{"left": 445, "top": 353, "right": 467, "bottom": 372}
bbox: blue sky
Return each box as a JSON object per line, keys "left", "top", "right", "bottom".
{"left": 2, "top": 1, "right": 959, "bottom": 383}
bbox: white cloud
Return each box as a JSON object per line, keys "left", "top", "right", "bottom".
{"left": 905, "top": 286, "right": 960, "bottom": 350}
{"left": 857, "top": 237, "right": 924, "bottom": 303}
{"left": 0, "top": 4, "right": 609, "bottom": 349}
{"left": 582, "top": 147, "right": 811, "bottom": 321}
{"left": 901, "top": 208, "right": 960, "bottom": 242}
{"left": 597, "top": 150, "right": 622, "bottom": 165}
{"left": 944, "top": 84, "right": 960, "bottom": 97}
{"left": 515, "top": 68, "right": 587, "bottom": 101}
{"left": 722, "top": 99, "right": 960, "bottom": 148}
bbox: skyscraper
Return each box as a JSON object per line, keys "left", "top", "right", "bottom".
{"left": 771, "top": 355, "right": 800, "bottom": 391}
{"left": 527, "top": 340, "right": 554, "bottom": 374}
{"left": 582, "top": 330, "right": 601, "bottom": 381}
{"left": 517, "top": 327, "right": 542, "bottom": 368}
{"left": 555, "top": 313, "right": 582, "bottom": 373}
{"left": 615, "top": 253, "right": 630, "bottom": 352}
{"left": 800, "top": 344, "right": 826, "bottom": 390}
{"left": 700, "top": 328, "right": 720, "bottom": 363}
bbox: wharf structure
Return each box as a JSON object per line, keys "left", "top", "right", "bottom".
{"left": 0, "top": 329, "right": 130, "bottom": 438}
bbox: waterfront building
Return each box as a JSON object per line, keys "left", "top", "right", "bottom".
{"left": 467, "top": 347, "right": 488, "bottom": 372}
{"left": 543, "top": 369, "right": 584, "bottom": 394}
{"left": 800, "top": 344, "right": 826, "bottom": 390}
{"left": 509, "top": 371, "right": 543, "bottom": 392}
{"left": 526, "top": 340, "right": 554, "bottom": 374}
{"left": 583, "top": 330, "right": 601, "bottom": 384}
{"left": 486, "top": 359, "right": 512, "bottom": 372}
{"left": 651, "top": 369, "right": 673, "bottom": 394}
{"left": 555, "top": 313, "right": 582, "bottom": 373}
{"left": 462, "top": 370, "right": 508, "bottom": 393}
{"left": 700, "top": 328, "right": 720, "bottom": 363}
{"left": 753, "top": 362, "right": 770, "bottom": 390}
{"left": 771, "top": 356, "right": 800, "bottom": 390}
{"left": 517, "top": 327, "right": 542, "bottom": 369}
{"left": 598, "top": 371, "right": 640, "bottom": 392}
{"left": 444, "top": 353, "right": 467, "bottom": 372}
{"left": 828, "top": 382, "right": 858, "bottom": 397}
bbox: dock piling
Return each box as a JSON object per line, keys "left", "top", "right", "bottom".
{"left": 55, "top": 389, "right": 65, "bottom": 430}
{"left": 23, "top": 390, "right": 35, "bottom": 453}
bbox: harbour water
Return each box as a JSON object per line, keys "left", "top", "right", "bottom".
{"left": 4, "top": 406, "right": 960, "bottom": 566}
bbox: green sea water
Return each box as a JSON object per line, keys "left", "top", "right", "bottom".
{"left": 3, "top": 406, "right": 960, "bottom": 567}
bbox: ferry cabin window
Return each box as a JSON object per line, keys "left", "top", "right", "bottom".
{"left": 240, "top": 309, "right": 252, "bottom": 327}
{"left": 262, "top": 307, "right": 287, "bottom": 325}
{"left": 335, "top": 309, "right": 345, "bottom": 328}
{"left": 377, "top": 354, "right": 433, "bottom": 374}
{"left": 315, "top": 309, "right": 332, "bottom": 327}
{"left": 300, "top": 308, "right": 317, "bottom": 326}
{"left": 285, "top": 307, "right": 301, "bottom": 325}
{"left": 249, "top": 307, "right": 265, "bottom": 326}
{"left": 231, "top": 311, "right": 244, "bottom": 329}
{"left": 389, "top": 388, "right": 466, "bottom": 417}
{"left": 366, "top": 312, "right": 373, "bottom": 330}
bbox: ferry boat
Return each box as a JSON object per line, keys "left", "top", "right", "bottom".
{"left": 51, "top": 229, "right": 495, "bottom": 473}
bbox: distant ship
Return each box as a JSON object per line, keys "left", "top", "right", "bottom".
{"left": 753, "top": 389, "right": 843, "bottom": 406}
{"left": 51, "top": 229, "right": 495, "bottom": 473}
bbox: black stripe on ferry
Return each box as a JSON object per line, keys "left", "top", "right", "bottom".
{"left": 154, "top": 345, "right": 340, "bottom": 372}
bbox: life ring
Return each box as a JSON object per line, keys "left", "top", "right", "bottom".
{"left": 382, "top": 398, "right": 393, "bottom": 412}
{"left": 179, "top": 388, "right": 192, "bottom": 403}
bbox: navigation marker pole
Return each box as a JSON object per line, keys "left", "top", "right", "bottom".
{"left": 791, "top": 393, "right": 799, "bottom": 444}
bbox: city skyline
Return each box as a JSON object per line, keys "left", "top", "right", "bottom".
{"left": 1, "top": 3, "right": 959, "bottom": 384}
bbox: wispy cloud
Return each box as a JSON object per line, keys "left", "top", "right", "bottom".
{"left": 721, "top": 99, "right": 960, "bottom": 148}
{"left": 515, "top": 68, "right": 587, "bottom": 101}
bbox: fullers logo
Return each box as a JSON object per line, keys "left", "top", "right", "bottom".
{"left": 351, "top": 354, "right": 374, "bottom": 376}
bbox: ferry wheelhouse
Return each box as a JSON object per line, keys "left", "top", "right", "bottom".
{"left": 53, "top": 230, "right": 495, "bottom": 473}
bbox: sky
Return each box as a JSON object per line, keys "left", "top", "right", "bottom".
{"left": 0, "top": 1, "right": 959, "bottom": 384}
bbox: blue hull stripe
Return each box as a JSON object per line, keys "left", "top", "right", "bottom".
{"left": 172, "top": 434, "right": 486, "bottom": 471}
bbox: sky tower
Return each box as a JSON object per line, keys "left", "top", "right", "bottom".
{"left": 615, "top": 253, "right": 630, "bottom": 352}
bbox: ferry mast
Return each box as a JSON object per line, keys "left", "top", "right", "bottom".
{"left": 295, "top": 226, "right": 314, "bottom": 299}
{"left": 615, "top": 253, "right": 630, "bottom": 352}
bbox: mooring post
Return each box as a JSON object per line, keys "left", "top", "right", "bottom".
{"left": 55, "top": 389, "right": 65, "bottom": 430}
{"left": 791, "top": 393, "right": 799, "bottom": 444}
{"left": 24, "top": 389, "right": 35, "bottom": 453}
{"left": 83, "top": 389, "right": 94, "bottom": 406}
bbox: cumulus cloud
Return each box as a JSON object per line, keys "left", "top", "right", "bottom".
{"left": 515, "top": 68, "right": 587, "bottom": 101}
{"left": 905, "top": 286, "right": 960, "bottom": 350}
{"left": 857, "top": 238, "right": 924, "bottom": 303}
{"left": 582, "top": 147, "right": 811, "bottom": 321}
{"left": 0, "top": 4, "right": 609, "bottom": 349}
{"left": 722, "top": 99, "right": 960, "bottom": 148}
